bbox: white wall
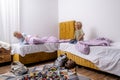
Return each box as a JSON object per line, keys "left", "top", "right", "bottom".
{"left": 0, "top": 11, "right": 2, "bottom": 40}
{"left": 58, "top": 0, "right": 120, "bottom": 41}
{"left": 20, "top": 0, "right": 58, "bottom": 38}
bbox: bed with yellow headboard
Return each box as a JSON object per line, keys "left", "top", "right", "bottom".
{"left": 58, "top": 20, "right": 120, "bottom": 76}
{"left": 58, "top": 20, "right": 99, "bottom": 70}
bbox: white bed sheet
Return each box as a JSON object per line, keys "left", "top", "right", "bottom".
{"left": 0, "top": 41, "right": 10, "bottom": 50}
{"left": 59, "top": 42, "right": 120, "bottom": 76}
{"left": 11, "top": 43, "right": 59, "bottom": 57}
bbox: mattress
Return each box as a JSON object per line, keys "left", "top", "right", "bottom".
{"left": 58, "top": 42, "right": 120, "bottom": 76}
{"left": 11, "top": 43, "right": 59, "bottom": 57}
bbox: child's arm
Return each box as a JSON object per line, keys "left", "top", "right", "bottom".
{"left": 78, "top": 33, "right": 84, "bottom": 41}
{"left": 78, "top": 29, "right": 85, "bottom": 41}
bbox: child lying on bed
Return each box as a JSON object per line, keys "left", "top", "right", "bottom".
{"left": 13, "top": 31, "right": 58, "bottom": 45}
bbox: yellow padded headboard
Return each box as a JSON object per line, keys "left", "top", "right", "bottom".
{"left": 59, "top": 20, "right": 75, "bottom": 39}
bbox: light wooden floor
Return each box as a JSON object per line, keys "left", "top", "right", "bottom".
{"left": 0, "top": 61, "right": 120, "bottom": 80}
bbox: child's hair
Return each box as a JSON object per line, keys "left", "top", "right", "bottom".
{"left": 13, "top": 31, "right": 23, "bottom": 39}
{"left": 75, "top": 21, "right": 82, "bottom": 27}
{"left": 75, "top": 21, "right": 82, "bottom": 30}
{"left": 13, "top": 31, "right": 19, "bottom": 37}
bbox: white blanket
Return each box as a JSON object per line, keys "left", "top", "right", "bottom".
{"left": 11, "top": 43, "right": 59, "bottom": 57}
{"left": 59, "top": 42, "right": 120, "bottom": 76}
{"left": 0, "top": 41, "right": 10, "bottom": 50}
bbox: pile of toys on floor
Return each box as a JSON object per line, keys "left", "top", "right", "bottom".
{"left": 19, "top": 54, "right": 77, "bottom": 80}
{"left": 21, "top": 64, "right": 77, "bottom": 80}
{"left": 9, "top": 54, "right": 78, "bottom": 80}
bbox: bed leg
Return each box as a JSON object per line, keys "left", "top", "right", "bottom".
{"left": 13, "top": 54, "right": 19, "bottom": 62}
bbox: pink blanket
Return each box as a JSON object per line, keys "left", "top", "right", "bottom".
{"left": 25, "top": 36, "right": 59, "bottom": 44}
{"left": 24, "top": 36, "right": 70, "bottom": 44}
{"left": 75, "top": 37, "right": 112, "bottom": 55}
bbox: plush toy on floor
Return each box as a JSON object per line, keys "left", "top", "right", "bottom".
{"left": 11, "top": 61, "right": 28, "bottom": 76}
{"left": 54, "top": 54, "right": 68, "bottom": 67}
